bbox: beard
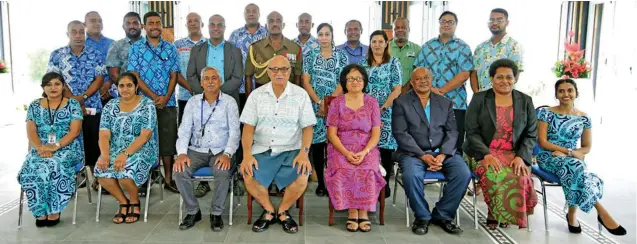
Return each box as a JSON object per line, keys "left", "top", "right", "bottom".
{"left": 126, "top": 30, "right": 141, "bottom": 39}
{"left": 490, "top": 29, "right": 504, "bottom": 35}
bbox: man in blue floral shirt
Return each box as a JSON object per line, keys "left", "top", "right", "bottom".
{"left": 292, "top": 13, "right": 319, "bottom": 58}
{"left": 47, "top": 20, "right": 106, "bottom": 175}
{"left": 127, "top": 12, "right": 181, "bottom": 193}
{"left": 84, "top": 11, "right": 114, "bottom": 105}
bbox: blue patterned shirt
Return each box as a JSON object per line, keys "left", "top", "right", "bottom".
{"left": 176, "top": 93, "right": 240, "bottom": 156}
{"left": 174, "top": 36, "right": 207, "bottom": 101}
{"left": 414, "top": 36, "right": 473, "bottom": 110}
{"left": 206, "top": 40, "right": 225, "bottom": 84}
{"left": 127, "top": 37, "right": 180, "bottom": 107}
{"left": 47, "top": 45, "right": 107, "bottom": 112}
{"left": 228, "top": 25, "right": 268, "bottom": 94}
{"left": 106, "top": 37, "right": 137, "bottom": 98}
{"left": 337, "top": 42, "right": 368, "bottom": 65}
{"left": 473, "top": 35, "right": 524, "bottom": 91}
{"left": 86, "top": 35, "right": 114, "bottom": 83}
{"left": 293, "top": 35, "right": 319, "bottom": 58}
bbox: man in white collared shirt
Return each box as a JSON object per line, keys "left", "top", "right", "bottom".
{"left": 173, "top": 67, "right": 240, "bottom": 232}
{"left": 240, "top": 55, "right": 316, "bottom": 234}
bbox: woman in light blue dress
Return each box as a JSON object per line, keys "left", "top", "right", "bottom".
{"left": 537, "top": 79, "right": 625, "bottom": 235}
{"left": 18, "top": 72, "right": 84, "bottom": 227}
{"left": 302, "top": 23, "right": 349, "bottom": 196}
{"left": 94, "top": 72, "right": 157, "bottom": 224}
{"left": 359, "top": 30, "right": 402, "bottom": 197}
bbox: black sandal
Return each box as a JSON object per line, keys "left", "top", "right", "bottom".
{"left": 126, "top": 202, "right": 141, "bottom": 223}
{"left": 252, "top": 210, "right": 276, "bottom": 232}
{"left": 486, "top": 219, "right": 498, "bottom": 230}
{"left": 358, "top": 218, "right": 372, "bottom": 232}
{"left": 346, "top": 218, "right": 359, "bottom": 232}
{"left": 113, "top": 200, "right": 129, "bottom": 224}
{"left": 278, "top": 210, "right": 299, "bottom": 234}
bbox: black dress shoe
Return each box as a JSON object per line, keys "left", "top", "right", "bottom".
{"left": 566, "top": 213, "right": 581, "bottom": 233}
{"left": 252, "top": 210, "right": 276, "bottom": 232}
{"left": 210, "top": 214, "right": 224, "bottom": 232}
{"left": 35, "top": 218, "right": 47, "bottom": 228}
{"left": 179, "top": 210, "right": 202, "bottom": 230}
{"left": 598, "top": 215, "right": 627, "bottom": 236}
{"left": 315, "top": 187, "right": 326, "bottom": 197}
{"left": 430, "top": 219, "right": 463, "bottom": 234}
{"left": 165, "top": 181, "right": 180, "bottom": 193}
{"left": 412, "top": 219, "right": 429, "bottom": 235}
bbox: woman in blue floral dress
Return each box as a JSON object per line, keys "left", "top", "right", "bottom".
{"left": 537, "top": 79, "right": 625, "bottom": 235}
{"left": 18, "top": 72, "right": 84, "bottom": 227}
{"left": 359, "top": 30, "right": 402, "bottom": 197}
{"left": 302, "top": 23, "right": 349, "bottom": 196}
{"left": 95, "top": 72, "right": 158, "bottom": 224}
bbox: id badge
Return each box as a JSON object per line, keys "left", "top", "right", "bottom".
{"left": 47, "top": 132, "right": 57, "bottom": 144}
{"left": 194, "top": 130, "right": 204, "bottom": 146}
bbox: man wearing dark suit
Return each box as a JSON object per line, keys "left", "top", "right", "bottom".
{"left": 392, "top": 67, "right": 470, "bottom": 235}
{"left": 186, "top": 14, "right": 243, "bottom": 195}
{"left": 187, "top": 14, "right": 243, "bottom": 105}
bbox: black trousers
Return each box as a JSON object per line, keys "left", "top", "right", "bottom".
{"left": 178, "top": 100, "right": 188, "bottom": 126}
{"left": 310, "top": 142, "right": 327, "bottom": 190}
{"left": 83, "top": 114, "right": 101, "bottom": 168}
{"left": 379, "top": 148, "right": 394, "bottom": 184}
{"left": 235, "top": 93, "right": 248, "bottom": 167}
{"left": 453, "top": 109, "right": 466, "bottom": 155}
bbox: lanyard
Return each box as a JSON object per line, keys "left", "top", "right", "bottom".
{"left": 199, "top": 96, "right": 220, "bottom": 136}
{"left": 47, "top": 98, "right": 62, "bottom": 126}
{"left": 145, "top": 40, "right": 168, "bottom": 61}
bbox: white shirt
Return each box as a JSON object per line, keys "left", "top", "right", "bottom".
{"left": 176, "top": 92, "right": 240, "bottom": 155}
{"left": 240, "top": 82, "right": 316, "bottom": 155}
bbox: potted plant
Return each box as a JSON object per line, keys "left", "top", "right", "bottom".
{"left": 552, "top": 30, "right": 594, "bottom": 109}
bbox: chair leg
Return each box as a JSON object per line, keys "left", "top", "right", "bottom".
{"left": 541, "top": 181, "right": 548, "bottom": 232}
{"left": 298, "top": 194, "right": 304, "bottom": 226}
{"left": 527, "top": 212, "right": 532, "bottom": 232}
{"left": 229, "top": 178, "right": 234, "bottom": 226}
{"left": 328, "top": 197, "right": 334, "bottom": 226}
{"left": 473, "top": 180, "right": 478, "bottom": 230}
{"left": 159, "top": 170, "right": 164, "bottom": 202}
{"left": 379, "top": 188, "right": 385, "bottom": 225}
{"left": 405, "top": 195, "right": 410, "bottom": 227}
{"left": 73, "top": 175, "right": 79, "bottom": 225}
{"left": 96, "top": 184, "right": 102, "bottom": 222}
{"left": 178, "top": 197, "right": 183, "bottom": 226}
{"left": 392, "top": 171, "right": 399, "bottom": 206}
{"left": 144, "top": 176, "right": 152, "bottom": 223}
{"left": 17, "top": 189, "right": 24, "bottom": 228}
{"left": 85, "top": 166, "right": 92, "bottom": 204}
{"left": 247, "top": 193, "right": 253, "bottom": 225}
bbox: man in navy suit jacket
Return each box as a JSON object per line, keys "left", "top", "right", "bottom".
{"left": 392, "top": 67, "right": 470, "bottom": 235}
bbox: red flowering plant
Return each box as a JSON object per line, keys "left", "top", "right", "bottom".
{"left": 0, "top": 60, "right": 7, "bottom": 73}
{"left": 553, "top": 31, "right": 591, "bottom": 79}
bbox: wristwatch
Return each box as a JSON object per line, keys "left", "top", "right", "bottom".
{"left": 302, "top": 146, "right": 310, "bottom": 153}
{"left": 567, "top": 149, "right": 573, "bottom": 157}
{"left": 81, "top": 93, "right": 89, "bottom": 100}
{"left": 223, "top": 152, "right": 233, "bottom": 158}
{"left": 55, "top": 142, "right": 61, "bottom": 149}
{"left": 123, "top": 151, "right": 130, "bottom": 157}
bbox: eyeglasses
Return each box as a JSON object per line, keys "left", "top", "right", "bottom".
{"left": 346, "top": 76, "right": 364, "bottom": 82}
{"left": 268, "top": 67, "right": 291, "bottom": 73}
{"left": 412, "top": 76, "right": 432, "bottom": 82}
{"left": 439, "top": 20, "right": 456, "bottom": 26}
{"left": 488, "top": 18, "right": 506, "bottom": 24}
{"left": 493, "top": 75, "right": 515, "bottom": 81}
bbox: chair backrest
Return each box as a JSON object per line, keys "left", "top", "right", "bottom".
{"left": 533, "top": 105, "right": 550, "bottom": 157}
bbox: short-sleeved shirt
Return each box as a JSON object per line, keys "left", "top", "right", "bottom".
{"left": 105, "top": 37, "right": 136, "bottom": 98}
{"left": 337, "top": 42, "right": 368, "bottom": 65}
{"left": 86, "top": 35, "right": 114, "bottom": 83}
{"left": 174, "top": 36, "right": 208, "bottom": 101}
{"left": 473, "top": 35, "right": 524, "bottom": 91}
{"left": 389, "top": 40, "right": 422, "bottom": 85}
{"left": 47, "top": 45, "right": 107, "bottom": 112}
{"left": 228, "top": 25, "right": 268, "bottom": 93}
{"left": 239, "top": 82, "right": 316, "bottom": 155}
{"left": 245, "top": 37, "right": 303, "bottom": 85}
{"left": 414, "top": 36, "right": 473, "bottom": 110}
{"left": 127, "top": 37, "right": 180, "bottom": 107}
{"left": 206, "top": 40, "right": 225, "bottom": 84}
{"left": 293, "top": 35, "right": 319, "bottom": 58}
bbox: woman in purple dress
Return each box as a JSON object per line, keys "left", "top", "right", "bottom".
{"left": 325, "top": 64, "right": 386, "bottom": 232}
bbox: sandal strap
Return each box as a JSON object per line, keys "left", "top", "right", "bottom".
{"left": 277, "top": 210, "right": 292, "bottom": 220}
{"left": 261, "top": 210, "right": 276, "bottom": 217}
